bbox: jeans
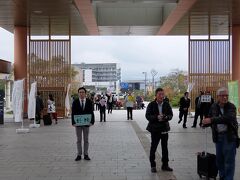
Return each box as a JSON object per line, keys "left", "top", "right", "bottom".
{"left": 215, "top": 134, "right": 236, "bottom": 180}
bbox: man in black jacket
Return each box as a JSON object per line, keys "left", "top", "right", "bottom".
{"left": 35, "top": 91, "right": 44, "bottom": 124}
{"left": 72, "top": 87, "right": 95, "bottom": 161}
{"left": 203, "top": 87, "right": 238, "bottom": 180}
{"left": 178, "top": 92, "right": 190, "bottom": 128}
{"left": 145, "top": 88, "right": 173, "bottom": 173}
{"left": 192, "top": 91, "right": 204, "bottom": 128}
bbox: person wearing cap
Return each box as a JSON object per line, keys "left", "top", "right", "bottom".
{"left": 202, "top": 87, "right": 238, "bottom": 180}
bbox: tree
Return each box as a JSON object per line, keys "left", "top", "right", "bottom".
{"left": 159, "top": 69, "right": 187, "bottom": 107}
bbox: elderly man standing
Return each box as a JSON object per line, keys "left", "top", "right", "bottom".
{"left": 203, "top": 87, "right": 239, "bottom": 180}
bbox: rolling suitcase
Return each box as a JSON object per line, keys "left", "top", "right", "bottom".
{"left": 197, "top": 128, "right": 218, "bottom": 179}
{"left": 43, "top": 114, "right": 52, "bottom": 125}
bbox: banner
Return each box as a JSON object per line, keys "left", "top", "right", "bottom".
{"left": 65, "top": 84, "right": 71, "bottom": 111}
{"left": 28, "top": 82, "right": 37, "bottom": 119}
{"left": 74, "top": 114, "right": 91, "bottom": 126}
{"left": 228, "top": 81, "right": 239, "bottom": 114}
{"left": 12, "top": 80, "right": 24, "bottom": 122}
{"left": 187, "top": 82, "right": 195, "bottom": 93}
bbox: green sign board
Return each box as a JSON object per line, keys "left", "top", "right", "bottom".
{"left": 74, "top": 114, "right": 91, "bottom": 126}
{"left": 228, "top": 81, "right": 239, "bottom": 114}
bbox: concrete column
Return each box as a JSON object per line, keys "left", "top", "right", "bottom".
{"left": 14, "top": 26, "right": 28, "bottom": 114}
{"left": 232, "top": 25, "right": 240, "bottom": 114}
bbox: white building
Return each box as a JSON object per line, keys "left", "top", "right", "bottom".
{"left": 72, "top": 63, "right": 121, "bottom": 92}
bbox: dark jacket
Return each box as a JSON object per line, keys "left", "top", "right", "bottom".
{"left": 179, "top": 97, "right": 190, "bottom": 111}
{"left": 145, "top": 101, "right": 173, "bottom": 133}
{"left": 71, "top": 98, "right": 95, "bottom": 126}
{"left": 209, "top": 102, "right": 238, "bottom": 143}
{"left": 202, "top": 97, "right": 214, "bottom": 117}
{"left": 195, "top": 96, "right": 203, "bottom": 110}
{"left": 36, "top": 95, "right": 44, "bottom": 113}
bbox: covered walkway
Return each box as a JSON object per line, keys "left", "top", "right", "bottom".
{"left": 1, "top": 109, "right": 239, "bottom": 180}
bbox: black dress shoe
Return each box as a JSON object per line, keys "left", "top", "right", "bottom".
{"left": 183, "top": 126, "right": 187, "bottom": 128}
{"left": 161, "top": 166, "right": 173, "bottom": 171}
{"left": 191, "top": 125, "right": 196, "bottom": 128}
{"left": 178, "top": 120, "right": 182, "bottom": 124}
{"left": 75, "top": 155, "right": 81, "bottom": 161}
{"left": 84, "top": 155, "right": 91, "bottom": 160}
{"left": 151, "top": 167, "right": 157, "bottom": 173}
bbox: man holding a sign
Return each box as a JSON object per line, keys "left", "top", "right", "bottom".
{"left": 72, "top": 87, "right": 95, "bottom": 161}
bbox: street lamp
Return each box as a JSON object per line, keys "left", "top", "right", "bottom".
{"left": 151, "top": 69, "right": 158, "bottom": 91}
{"left": 142, "top": 72, "right": 147, "bottom": 97}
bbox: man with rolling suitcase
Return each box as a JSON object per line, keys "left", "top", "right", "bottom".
{"left": 203, "top": 87, "right": 238, "bottom": 180}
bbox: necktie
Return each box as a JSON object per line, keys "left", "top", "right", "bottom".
{"left": 81, "top": 100, "right": 84, "bottom": 110}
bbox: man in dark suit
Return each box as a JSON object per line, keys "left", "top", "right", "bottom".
{"left": 178, "top": 92, "right": 190, "bottom": 128}
{"left": 35, "top": 91, "right": 44, "bottom": 124}
{"left": 72, "top": 87, "right": 95, "bottom": 161}
{"left": 145, "top": 88, "right": 173, "bottom": 173}
{"left": 192, "top": 91, "right": 204, "bottom": 128}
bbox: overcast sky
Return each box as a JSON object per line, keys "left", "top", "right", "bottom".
{"left": 0, "top": 27, "right": 188, "bottom": 81}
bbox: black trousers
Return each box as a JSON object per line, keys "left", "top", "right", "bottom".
{"left": 193, "top": 109, "right": 203, "bottom": 126}
{"left": 150, "top": 132, "right": 169, "bottom": 168}
{"left": 179, "top": 110, "right": 188, "bottom": 126}
{"left": 108, "top": 102, "right": 113, "bottom": 114}
{"left": 99, "top": 106, "right": 106, "bottom": 122}
{"left": 127, "top": 107, "right": 133, "bottom": 119}
{"left": 35, "top": 112, "right": 41, "bottom": 124}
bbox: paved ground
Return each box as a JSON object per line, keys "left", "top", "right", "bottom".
{"left": 0, "top": 108, "right": 239, "bottom": 180}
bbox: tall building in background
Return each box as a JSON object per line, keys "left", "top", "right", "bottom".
{"left": 72, "top": 63, "right": 121, "bottom": 92}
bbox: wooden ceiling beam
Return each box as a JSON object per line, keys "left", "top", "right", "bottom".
{"left": 157, "top": 0, "right": 198, "bottom": 35}
{"left": 74, "top": 0, "right": 99, "bottom": 35}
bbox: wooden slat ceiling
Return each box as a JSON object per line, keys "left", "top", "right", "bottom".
{"left": 0, "top": 0, "right": 88, "bottom": 35}
{"left": 169, "top": 0, "right": 233, "bottom": 35}
{"left": 0, "top": 0, "right": 239, "bottom": 36}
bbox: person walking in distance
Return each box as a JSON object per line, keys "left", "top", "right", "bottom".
{"left": 146, "top": 88, "right": 173, "bottom": 173}
{"left": 192, "top": 91, "right": 204, "bottom": 128}
{"left": 106, "top": 93, "right": 113, "bottom": 114}
{"left": 72, "top": 87, "right": 95, "bottom": 161}
{"left": 35, "top": 91, "right": 44, "bottom": 124}
{"left": 202, "top": 87, "right": 238, "bottom": 180}
{"left": 178, "top": 92, "right": 190, "bottom": 128}
{"left": 47, "top": 94, "right": 58, "bottom": 124}
{"left": 125, "top": 92, "right": 135, "bottom": 120}
{"left": 99, "top": 95, "right": 107, "bottom": 122}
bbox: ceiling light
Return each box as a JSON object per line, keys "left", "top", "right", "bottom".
{"left": 33, "top": 10, "right": 42, "bottom": 14}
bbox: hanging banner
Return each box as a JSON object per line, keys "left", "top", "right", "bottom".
{"left": 65, "top": 84, "right": 71, "bottom": 111}
{"left": 187, "top": 82, "right": 195, "bottom": 93}
{"left": 28, "top": 82, "right": 37, "bottom": 119}
{"left": 228, "top": 81, "right": 239, "bottom": 114}
{"left": 12, "top": 79, "right": 24, "bottom": 122}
